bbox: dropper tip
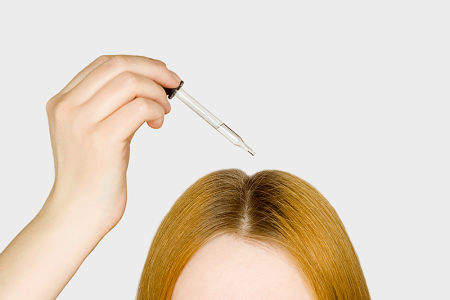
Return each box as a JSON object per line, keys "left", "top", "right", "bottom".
{"left": 239, "top": 140, "right": 255, "bottom": 156}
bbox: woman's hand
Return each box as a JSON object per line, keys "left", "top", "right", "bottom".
{"left": 0, "top": 55, "right": 181, "bottom": 300}
{"left": 44, "top": 55, "right": 181, "bottom": 233}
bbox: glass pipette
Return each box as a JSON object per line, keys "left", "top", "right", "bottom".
{"left": 164, "top": 81, "right": 255, "bottom": 156}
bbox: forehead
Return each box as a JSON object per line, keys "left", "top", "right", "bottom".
{"left": 171, "top": 234, "right": 312, "bottom": 300}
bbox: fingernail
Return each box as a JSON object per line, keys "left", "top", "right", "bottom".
{"left": 170, "top": 70, "right": 181, "bottom": 83}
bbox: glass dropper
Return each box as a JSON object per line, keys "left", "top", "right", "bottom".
{"left": 164, "top": 81, "right": 255, "bottom": 156}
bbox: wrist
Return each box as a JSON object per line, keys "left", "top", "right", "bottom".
{"left": 40, "top": 194, "right": 117, "bottom": 237}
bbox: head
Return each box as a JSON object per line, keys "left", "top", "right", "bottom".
{"left": 137, "top": 169, "right": 370, "bottom": 300}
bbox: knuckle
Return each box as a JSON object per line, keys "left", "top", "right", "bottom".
{"left": 157, "top": 85, "right": 168, "bottom": 100}
{"left": 154, "top": 101, "right": 165, "bottom": 117}
{"left": 45, "top": 94, "right": 61, "bottom": 114}
{"left": 134, "top": 97, "right": 150, "bottom": 113}
{"left": 94, "top": 55, "right": 110, "bottom": 64}
{"left": 108, "top": 55, "right": 129, "bottom": 71}
{"left": 46, "top": 99, "right": 53, "bottom": 114}
{"left": 52, "top": 99, "right": 70, "bottom": 121}
{"left": 152, "top": 59, "right": 168, "bottom": 76}
{"left": 152, "top": 58, "right": 167, "bottom": 67}
{"left": 118, "top": 71, "right": 138, "bottom": 86}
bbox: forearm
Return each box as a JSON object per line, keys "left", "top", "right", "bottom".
{"left": 0, "top": 197, "right": 108, "bottom": 300}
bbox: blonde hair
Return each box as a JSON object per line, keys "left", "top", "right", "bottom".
{"left": 137, "top": 169, "right": 371, "bottom": 300}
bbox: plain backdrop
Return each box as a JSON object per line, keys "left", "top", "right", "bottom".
{"left": 1, "top": 0, "right": 449, "bottom": 299}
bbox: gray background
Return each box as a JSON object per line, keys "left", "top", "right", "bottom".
{"left": 1, "top": 0, "right": 449, "bottom": 299}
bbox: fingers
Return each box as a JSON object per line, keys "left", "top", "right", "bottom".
{"left": 97, "top": 97, "right": 166, "bottom": 143}
{"left": 64, "top": 55, "right": 181, "bottom": 107}
{"left": 59, "top": 55, "right": 113, "bottom": 95}
{"left": 79, "top": 72, "right": 171, "bottom": 124}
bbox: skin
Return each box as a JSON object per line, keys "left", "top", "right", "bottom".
{"left": 172, "top": 235, "right": 313, "bottom": 300}
{"left": 0, "top": 55, "right": 181, "bottom": 299}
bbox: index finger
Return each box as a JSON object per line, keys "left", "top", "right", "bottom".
{"left": 62, "top": 55, "right": 180, "bottom": 106}
{"left": 58, "top": 55, "right": 113, "bottom": 94}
